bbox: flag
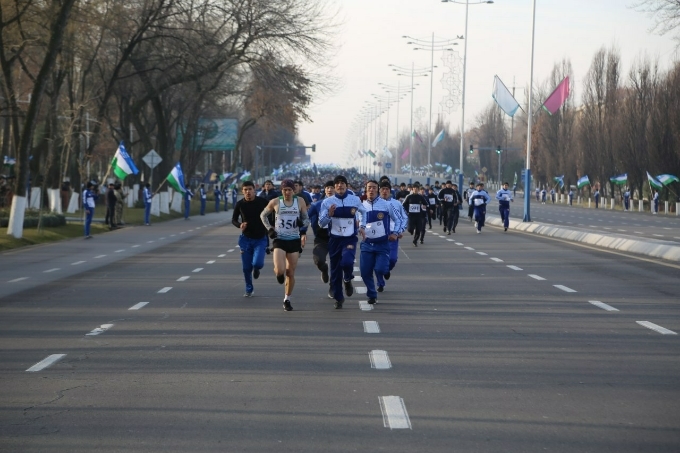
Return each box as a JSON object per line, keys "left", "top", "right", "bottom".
{"left": 445, "top": 166, "right": 452, "bottom": 173}
{"left": 367, "top": 150, "right": 376, "bottom": 158}
{"left": 513, "top": 172, "right": 518, "bottom": 185}
{"left": 492, "top": 75, "right": 521, "bottom": 117}
{"left": 577, "top": 175, "right": 590, "bottom": 188}
{"left": 609, "top": 173, "right": 627, "bottom": 185}
{"left": 432, "top": 130, "right": 445, "bottom": 148}
{"left": 167, "top": 163, "right": 187, "bottom": 195}
{"left": 111, "top": 142, "right": 139, "bottom": 180}
{"left": 357, "top": 150, "right": 364, "bottom": 158}
{"left": 219, "top": 172, "right": 233, "bottom": 182}
{"left": 647, "top": 172, "right": 663, "bottom": 190}
{"left": 542, "top": 76, "right": 570, "bottom": 115}
{"left": 553, "top": 175, "right": 564, "bottom": 189}
{"left": 240, "top": 171, "right": 251, "bottom": 181}
{"left": 656, "top": 174, "right": 679, "bottom": 185}
{"left": 412, "top": 130, "right": 423, "bottom": 144}
{"left": 3, "top": 156, "right": 16, "bottom": 166}
{"left": 401, "top": 148, "right": 410, "bottom": 160}
{"left": 382, "top": 146, "right": 393, "bottom": 158}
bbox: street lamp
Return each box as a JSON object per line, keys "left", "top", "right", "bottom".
{"left": 389, "top": 63, "right": 430, "bottom": 182}
{"left": 378, "top": 82, "right": 414, "bottom": 175}
{"left": 403, "top": 34, "right": 462, "bottom": 178}
{"left": 441, "top": 0, "right": 494, "bottom": 193}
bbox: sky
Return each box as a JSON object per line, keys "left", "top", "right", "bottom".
{"left": 297, "top": 0, "right": 678, "bottom": 165}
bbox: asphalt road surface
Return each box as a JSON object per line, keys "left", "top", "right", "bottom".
{"left": 1, "top": 211, "right": 679, "bottom": 452}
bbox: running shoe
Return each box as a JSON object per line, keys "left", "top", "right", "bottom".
{"left": 243, "top": 291, "right": 253, "bottom": 297}
{"left": 328, "top": 288, "right": 335, "bottom": 299}
{"left": 368, "top": 298, "right": 377, "bottom": 305}
{"left": 377, "top": 286, "right": 384, "bottom": 293}
{"left": 283, "top": 300, "right": 293, "bottom": 311}
{"left": 253, "top": 268, "right": 260, "bottom": 279}
{"left": 334, "top": 300, "right": 343, "bottom": 309}
{"left": 344, "top": 279, "right": 354, "bottom": 297}
{"left": 276, "top": 274, "right": 285, "bottom": 284}
{"left": 384, "top": 272, "right": 391, "bottom": 280}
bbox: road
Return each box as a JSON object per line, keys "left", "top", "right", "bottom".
{"left": 1, "top": 211, "right": 679, "bottom": 452}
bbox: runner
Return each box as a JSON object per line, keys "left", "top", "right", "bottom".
{"left": 495, "top": 181, "right": 514, "bottom": 232}
{"left": 402, "top": 184, "right": 428, "bottom": 247}
{"left": 232, "top": 181, "right": 269, "bottom": 297}
{"left": 318, "top": 175, "right": 367, "bottom": 309}
{"left": 470, "top": 182, "right": 491, "bottom": 234}
{"left": 374, "top": 179, "right": 407, "bottom": 294}
{"left": 438, "top": 180, "right": 462, "bottom": 235}
{"left": 259, "top": 179, "right": 311, "bottom": 311}
{"left": 307, "top": 180, "right": 335, "bottom": 299}
{"left": 465, "top": 182, "right": 475, "bottom": 221}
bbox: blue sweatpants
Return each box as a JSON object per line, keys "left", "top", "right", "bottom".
{"left": 329, "top": 236, "right": 358, "bottom": 302}
{"left": 184, "top": 200, "right": 191, "bottom": 219}
{"left": 84, "top": 207, "right": 94, "bottom": 236}
{"left": 360, "top": 241, "right": 390, "bottom": 299}
{"left": 499, "top": 205, "right": 510, "bottom": 228}
{"left": 474, "top": 206, "right": 486, "bottom": 231}
{"left": 144, "top": 202, "right": 151, "bottom": 224}
{"left": 376, "top": 239, "right": 399, "bottom": 288}
{"left": 200, "top": 199, "right": 206, "bottom": 215}
{"left": 238, "top": 235, "right": 267, "bottom": 293}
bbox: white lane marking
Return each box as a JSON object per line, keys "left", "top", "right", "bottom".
{"left": 158, "top": 287, "right": 172, "bottom": 293}
{"left": 356, "top": 286, "right": 367, "bottom": 294}
{"left": 206, "top": 260, "right": 216, "bottom": 264}
{"left": 147, "top": 240, "right": 155, "bottom": 243}
{"left": 353, "top": 267, "right": 360, "bottom": 272}
{"left": 476, "top": 252, "right": 488, "bottom": 256}
{"left": 26, "top": 354, "right": 66, "bottom": 372}
{"left": 71, "top": 261, "right": 86, "bottom": 265}
{"left": 589, "top": 300, "right": 619, "bottom": 312}
{"left": 490, "top": 258, "right": 503, "bottom": 262}
{"left": 132, "top": 245, "right": 140, "bottom": 248}
{"left": 236, "top": 245, "right": 240, "bottom": 248}
{"left": 43, "top": 268, "right": 60, "bottom": 273}
{"left": 129, "top": 302, "right": 149, "bottom": 310}
{"left": 180, "top": 232, "right": 186, "bottom": 235}
{"left": 115, "top": 249, "right": 125, "bottom": 253}
{"left": 455, "top": 242, "right": 463, "bottom": 246}
{"left": 193, "top": 268, "right": 203, "bottom": 273}
{"left": 604, "top": 227, "right": 611, "bottom": 230}
{"left": 636, "top": 321, "right": 677, "bottom": 335}
{"left": 227, "top": 249, "right": 235, "bottom": 253}
{"left": 507, "top": 265, "right": 523, "bottom": 271}
{"left": 447, "top": 239, "right": 454, "bottom": 242}
{"left": 370, "top": 350, "right": 392, "bottom": 370}
{"left": 363, "top": 321, "right": 380, "bottom": 333}
{"left": 86, "top": 324, "right": 114, "bottom": 336}
{"left": 218, "top": 254, "right": 226, "bottom": 258}
{"left": 94, "top": 255, "right": 106, "bottom": 259}
{"left": 177, "top": 276, "right": 190, "bottom": 282}
{"left": 554, "top": 285, "right": 577, "bottom": 293}
{"left": 464, "top": 247, "right": 475, "bottom": 251}
{"left": 170, "top": 234, "right": 176, "bottom": 237}
{"left": 159, "top": 237, "right": 165, "bottom": 240}
{"left": 634, "top": 231, "right": 643, "bottom": 234}
{"left": 188, "top": 229, "right": 194, "bottom": 232}
{"left": 663, "top": 227, "right": 672, "bottom": 230}
{"left": 653, "top": 234, "right": 664, "bottom": 237}
{"left": 379, "top": 396, "right": 412, "bottom": 429}
{"left": 359, "top": 301, "right": 373, "bottom": 311}
{"left": 528, "top": 274, "right": 546, "bottom": 281}
{"left": 8, "top": 277, "right": 28, "bottom": 283}
{"left": 617, "top": 229, "right": 626, "bottom": 232}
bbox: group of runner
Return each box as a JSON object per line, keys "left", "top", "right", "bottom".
{"left": 231, "top": 176, "right": 514, "bottom": 311}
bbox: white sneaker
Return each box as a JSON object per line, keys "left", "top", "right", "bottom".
{"left": 476, "top": 230, "right": 481, "bottom": 234}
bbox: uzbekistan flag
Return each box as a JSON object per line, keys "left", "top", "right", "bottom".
{"left": 432, "top": 130, "right": 445, "bottom": 148}
{"left": 609, "top": 173, "right": 627, "bottom": 185}
{"left": 111, "top": 142, "right": 139, "bottom": 180}
{"left": 577, "top": 175, "right": 590, "bottom": 189}
{"left": 656, "top": 174, "right": 679, "bottom": 186}
{"left": 647, "top": 172, "right": 663, "bottom": 190}
{"left": 167, "top": 163, "right": 187, "bottom": 195}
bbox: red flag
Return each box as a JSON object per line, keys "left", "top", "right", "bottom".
{"left": 542, "top": 76, "right": 570, "bottom": 115}
{"left": 401, "top": 148, "right": 410, "bottom": 160}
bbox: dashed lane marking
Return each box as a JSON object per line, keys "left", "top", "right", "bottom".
{"left": 129, "top": 302, "right": 149, "bottom": 310}
{"left": 8, "top": 277, "right": 28, "bottom": 283}
{"left": 490, "top": 258, "right": 503, "bottom": 262}
{"left": 227, "top": 249, "right": 235, "bottom": 253}
{"left": 359, "top": 301, "right": 373, "bottom": 311}
{"left": 86, "top": 324, "right": 114, "bottom": 336}
{"left": 379, "top": 396, "right": 411, "bottom": 429}
{"left": 132, "top": 245, "right": 140, "bottom": 248}
{"left": 370, "top": 350, "right": 392, "bottom": 370}
{"left": 26, "top": 354, "right": 66, "bottom": 372}
{"left": 447, "top": 239, "right": 454, "bottom": 241}
{"left": 218, "top": 254, "right": 226, "bottom": 258}
{"left": 43, "top": 268, "right": 60, "bottom": 273}
{"left": 528, "top": 274, "right": 546, "bottom": 281}
{"left": 158, "top": 287, "right": 172, "bottom": 293}
{"left": 206, "top": 260, "right": 216, "bottom": 264}
{"left": 455, "top": 242, "right": 463, "bottom": 246}
{"left": 589, "top": 301, "right": 619, "bottom": 312}
{"left": 554, "top": 285, "right": 577, "bottom": 293}
{"left": 72, "top": 261, "right": 86, "bottom": 265}
{"left": 94, "top": 255, "right": 106, "bottom": 259}
{"left": 356, "top": 286, "right": 367, "bottom": 294}
{"left": 464, "top": 247, "right": 475, "bottom": 251}
{"left": 507, "top": 265, "right": 523, "bottom": 271}
{"left": 636, "top": 321, "right": 677, "bottom": 335}
{"left": 363, "top": 321, "right": 380, "bottom": 333}
{"left": 177, "top": 276, "right": 190, "bottom": 282}
{"left": 115, "top": 249, "right": 125, "bottom": 253}
{"left": 147, "top": 240, "right": 155, "bottom": 243}
{"left": 193, "top": 268, "right": 203, "bottom": 273}
{"left": 476, "top": 252, "right": 488, "bottom": 256}
{"left": 354, "top": 267, "right": 360, "bottom": 272}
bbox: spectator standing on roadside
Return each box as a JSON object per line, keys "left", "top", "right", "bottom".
{"left": 143, "top": 183, "right": 152, "bottom": 225}
{"left": 106, "top": 183, "right": 117, "bottom": 230}
{"left": 83, "top": 182, "right": 98, "bottom": 239}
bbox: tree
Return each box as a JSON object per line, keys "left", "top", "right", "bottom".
{"left": 632, "top": 0, "right": 680, "bottom": 49}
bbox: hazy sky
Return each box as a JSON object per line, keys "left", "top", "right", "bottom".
{"left": 298, "top": 0, "right": 678, "bottom": 165}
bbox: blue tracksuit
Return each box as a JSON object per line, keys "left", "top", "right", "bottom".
{"left": 83, "top": 189, "right": 98, "bottom": 236}
{"left": 470, "top": 189, "right": 491, "bottom": 231}
{"left": 360, "top": 196, "right": 405, "bottom": 299}
{"left": 319, "top": 192, "right": 367, "bottom": 302}
{"left": 214, "top": 188, "right": 221, "bottom": 212}
{"left": 199, "top": 187, "right": 207, "bottom": 215}
{"left": 568, "top": 190, "right": 574, "bottom": 206}
{"left": 623, "top": 191, "right": 630, "bottom": 211}
{"left": 143, "top": 187, "right": 152, "bottom": 224}
{"left": 653, "top": 192, "right": 659, "bottom": 213}
{"left": 184, "top": 189, "right": 194, "bottom": 219}
{"left": 495, "top": 188, "right": 513, "bottom": 229}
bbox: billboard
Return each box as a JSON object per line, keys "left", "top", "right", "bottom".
{"left": 176, "top": 118, "right": 238, "bottom": 151}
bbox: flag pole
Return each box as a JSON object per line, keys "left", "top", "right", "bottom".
{"left": 151, "top": 174, "right": 170, "bottom": 198}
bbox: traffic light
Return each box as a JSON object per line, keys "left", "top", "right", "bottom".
{"left": 496, "top": 145, "right": 502, "bottom": 154}
{"left": 312, "top": 144, "right": 316, "bottom": 152}
{"left": 469, "top": 145, "right": 473, "bottom": 154}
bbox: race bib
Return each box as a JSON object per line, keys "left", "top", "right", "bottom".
{"left": 444, "top": 194, "right": 453, "bottom": 202}
{"left": 408, "top": 204, "right": 421, "bottom": 213}
{"left": 503, "top": 195, "right": 510, "bottom": 201}
{"left": 365, "top": 221, "right": 386, "bottom": 239}
{"left": 474, "top": 199, "right": 484, "bottom": 206}
{"left": 429, "top": 198, "right": 436, "bottom": 205}
{"left": 331, "top": 217, "right": 354, "bottom": 237}
{"left": 276, "top": 213, "right": 299, "bottom": 235}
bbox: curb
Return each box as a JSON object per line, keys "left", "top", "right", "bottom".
{"left": 485, "top": 215, "right": 680, "bottom": 263}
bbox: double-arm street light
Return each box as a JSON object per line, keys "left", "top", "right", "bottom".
{"left": 389, "top": 63, "right": 431, "bottom": 182}
{"left": 403, "top": 34, "right": 462, "bottom": 177}
{"left": 441, "top": 0, "right": 494, "bottom": 191}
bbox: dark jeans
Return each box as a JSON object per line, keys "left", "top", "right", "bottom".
{"left": 444, "top": 207, "right": 459, "bottom": 232}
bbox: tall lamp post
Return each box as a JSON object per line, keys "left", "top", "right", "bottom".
{"left": 389, "top": 63, "right": 430, "bottom": 182}
{"left": 523, "top": 0, "right": 537, "bottom": 222}
{"left": 441, "top": 0, "right": 494, "bottom": 192}
{"left": 402, "top": 34, "right": 461, "bottom": 178}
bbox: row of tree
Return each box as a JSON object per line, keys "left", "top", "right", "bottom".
{"left": 1, "top": 0, "right": 336, "bottom": 206}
